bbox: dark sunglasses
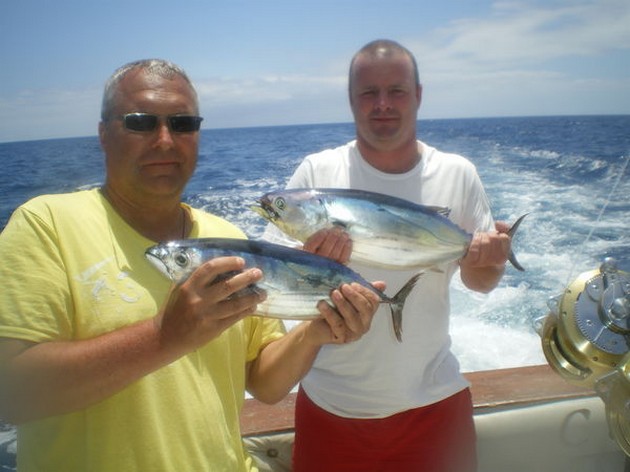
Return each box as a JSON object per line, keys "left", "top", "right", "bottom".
{"left": 112, "top": 113, "right": 203, "bottom": 133}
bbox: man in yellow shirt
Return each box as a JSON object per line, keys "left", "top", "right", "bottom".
{"left": 0, "top": 59, "right": 382, "bottom": 471}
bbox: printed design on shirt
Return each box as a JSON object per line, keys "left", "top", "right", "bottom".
{"left": 116, "top": 272, "right": 142, "bottom": 303}
{"left": 74, "top": 257, "right": 143, "bottom": 317}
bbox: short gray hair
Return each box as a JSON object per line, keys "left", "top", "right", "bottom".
{"left": 100, "top": 59, "right": 198, "bottom": 120}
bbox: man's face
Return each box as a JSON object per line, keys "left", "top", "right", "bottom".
{"left": 99, "top": 69, "right": 200, "bottom": 203}
{"left": 349, "top": 52, "right": 421, "bottom": 154}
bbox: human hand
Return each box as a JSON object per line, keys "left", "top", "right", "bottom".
{"left": 461, "top": 226, "right": 511, "bottom": 268}
{"left": 304, "top": 281, "right": 386, "bottom": 345}
{"left": 494, "top": 220, "right": 511, "bottom": 234}
{"left": 303, "top": 227, "right": 352, "bottom": 264}
{"left": 157, "top": 256, "right": 265, "bottom": 353}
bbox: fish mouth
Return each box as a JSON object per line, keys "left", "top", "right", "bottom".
{"left": 145, "top": 246, "right": 176, "bottom": 281}
{"left": 251, "top": 197, "right": 280, "bottom": 222}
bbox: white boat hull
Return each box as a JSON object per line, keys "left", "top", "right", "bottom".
{"left": 241, "top": 365, "right": 627, "bottom": 472}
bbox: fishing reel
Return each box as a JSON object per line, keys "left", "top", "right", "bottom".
{"left": 595, "top": 352, "right": 630, "bottom": 456}
{"left": 536, "top": 257, "right": 630, "bottom": 454}
{"left": 538, "top": 257, "right": 630, "bottom": 386}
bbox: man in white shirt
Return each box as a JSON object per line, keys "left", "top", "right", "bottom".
{"left": 265, "top": 39, "right": 513, "bottom": 472}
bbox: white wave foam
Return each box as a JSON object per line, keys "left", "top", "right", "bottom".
{"left": 451, "top": 314, "right": 546, "bottom": 372}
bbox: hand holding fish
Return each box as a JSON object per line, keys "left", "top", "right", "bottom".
{"left": 246, "top": 279, "right": 387, "bottom": 404}
{"left": 157, "top": 256, "right": 266, "bottom": 353}
{"left": 459, "top": 226, "right": 512, "bottom": 293}
{"left": 495, "top": 220, "right": 511, "bottom": 234}
{"left": 461, "top": 230, "right": 511, "bottom": 268}
{"left": 299, "top": 230, "right": 392, "bottom": 343}
{"left": 303, "top": 227, "right": 353, "bottom": 265}
{"left": 309, "top": 281, "right": 386, "bottom": 344}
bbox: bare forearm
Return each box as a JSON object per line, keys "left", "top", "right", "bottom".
{"left": 247, "top": 321, "right": 322, "bottom": 404}
{"left": 0, "top": 319, "right": 179, "bottom": 423}
{"left": 460, "top": 264, "right": 505, "bottom": 293}
{"left": 247, "top": 282, "right": 383, "bottom": 403}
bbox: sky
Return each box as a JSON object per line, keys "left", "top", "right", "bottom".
{"left": 1, "top": 0, "right": 629, "bottom": 143}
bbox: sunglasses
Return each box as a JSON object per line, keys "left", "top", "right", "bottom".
{"left": 112, "top": 113, "right": 204, "bottom": 133}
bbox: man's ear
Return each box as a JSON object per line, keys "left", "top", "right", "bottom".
{"left": 98, "top": 121, "right": 107, "bottom": 149}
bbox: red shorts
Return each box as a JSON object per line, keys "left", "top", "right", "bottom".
{"left": 292, "top": 387, "right": 477, "bottom": 472}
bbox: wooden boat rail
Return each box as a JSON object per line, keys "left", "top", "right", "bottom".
{"left": 240, "top": 364, "right": 596, "bottom": 437}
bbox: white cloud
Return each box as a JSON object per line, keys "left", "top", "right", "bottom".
{"left": 405, "top": 0, "right": 630, "bottom": 118}
{"left": 409, "top": 0, "right": 630, "bottom": 73}
{"left": 196, "top": 74, "right": 346, "bottom": 105}
{"left": 195, "top": 74, "right": 350, "bottom": 129}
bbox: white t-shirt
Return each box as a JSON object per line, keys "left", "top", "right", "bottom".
{"left": 264, "top": 140, "right": 495, "bottom": 418}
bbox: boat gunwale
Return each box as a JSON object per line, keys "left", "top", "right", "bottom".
{"left": 240, "top": 364, "right": 596, "bottom": 437}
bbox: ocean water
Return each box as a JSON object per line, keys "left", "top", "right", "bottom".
{"left": 0, "top": 115, "right": 629, "bottom": 468}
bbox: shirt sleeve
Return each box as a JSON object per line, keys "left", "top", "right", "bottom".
{"left": 452, "top": 159, "right": 495, "bottom": 235}
{"left": 0, "top": 203, "right": 73, "bottom": 342}
{"left": 468, "top": 169, "right": 495, "bottom": 233}
{"left": 245, "top": 317, "right": 286, "bottom": 362}
{"left": 286, "top": 155, "right": 317, "bottom": 189}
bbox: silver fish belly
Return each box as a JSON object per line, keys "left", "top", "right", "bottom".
{"left": 145, "top": 238, "right": 421, "bottom": 341}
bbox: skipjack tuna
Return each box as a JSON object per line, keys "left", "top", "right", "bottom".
{"left": 145, "top": 238, "right": 422, "bottom": 341}
{"left": 252, "top": 188, "right": 526, "bottom": 271}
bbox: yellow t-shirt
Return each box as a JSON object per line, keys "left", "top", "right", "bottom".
{"left": 0, "top": 189, "right": 285, "bottom": 472}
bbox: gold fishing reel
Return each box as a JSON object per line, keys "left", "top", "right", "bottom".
{"left": 595, "top": 353, "right": 630, "bottom": 456}
{"left": 536, "top": 257, "right": 630, "bottom": 455}
{"left": 538, "top": 258, "right": 630, "bottom": 387}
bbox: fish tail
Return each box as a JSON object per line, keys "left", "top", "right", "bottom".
{"left": 507, "top": 213, "right": 528, "bottom": 272}
{"left": 389, "top": 272, "right": 424, "bottom": 342}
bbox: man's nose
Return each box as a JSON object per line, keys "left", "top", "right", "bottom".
{"left": 375, "top": 91, "right": 391, "bottom": 110}
{"left": 154, "top": 122, "right": 175, "bottom": 149}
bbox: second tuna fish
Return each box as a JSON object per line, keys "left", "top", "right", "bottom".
{"left": 146, "top": 238, "right": 421, "bottom": 342}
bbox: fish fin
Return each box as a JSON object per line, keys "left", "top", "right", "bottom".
{"left": 331, "top": 220, "right": 349, "bottom": 230}
{"left": 506, "top": 213, "right": 528, "bottom": 272}
{"left": 392, "top": 311, "right": 403, "bottom": 343}
{"left": 426, "top": 206, "right": 451, "bottom": 218}
{"left": 508, "top": 251, "right": 525, "bottom": 272}
{"left": 389, "top": 272, "right": 424, "bottom": 342}
{"left": 507, "top": 213, "right": 528, "bottom": 237}
{"left": 377, "top": 205, "right": 455, "bottom": 235}
{"left": 383, "top": 202, "right": 451, "bottom": 219}
{"left": 284, "top": 262, "right": 336, "bottom": 288}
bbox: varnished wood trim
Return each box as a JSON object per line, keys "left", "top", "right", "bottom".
{"left": 240, "top": 364, "right": 595, "bottom": 437}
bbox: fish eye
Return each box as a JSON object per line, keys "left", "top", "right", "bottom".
{"left": 174, "top": 251, "right": 190, "bottom": 268}
{"left": 274, "top": 197, "right": 286, "bottom": 211}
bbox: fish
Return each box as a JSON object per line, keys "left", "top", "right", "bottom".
{"left": 252, "top": 188, "right": 526, "bottom": 271}
{"left": 145, "top": 238, "right": 422, "bottom": 341}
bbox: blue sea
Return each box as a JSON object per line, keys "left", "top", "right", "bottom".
{"left": 1, "top": 115, "right": 629, "bottom": 468}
